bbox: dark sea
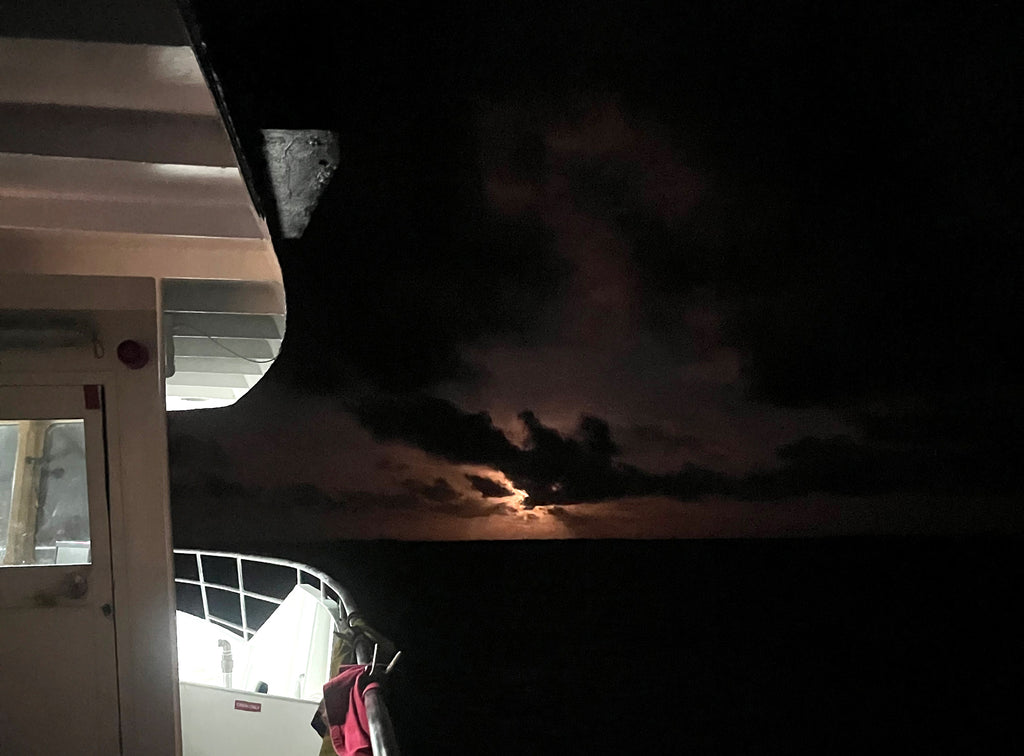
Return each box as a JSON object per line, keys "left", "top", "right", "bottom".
{"left": 189, "top": 538, "right": 1024, "bottom": 754}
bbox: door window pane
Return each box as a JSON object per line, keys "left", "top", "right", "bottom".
{"left": 1, "top": 419, "right": 90, "bottom": 566}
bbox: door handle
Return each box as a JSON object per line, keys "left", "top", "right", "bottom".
{"left": 31, "top": 572, "right": 88, "bottom": 607}
{"left": 64, "top": 572, "right": 88, "bottom": 599}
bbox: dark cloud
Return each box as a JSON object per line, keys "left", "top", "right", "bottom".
{"left": 350, "top": 394, "right": 731, "bottom": 506}
{"left": 511, "top": 411, "right": 634, "bottom": 505}
{"left": 428, "top": 498, "right": 515, "bottom": 520}
{"left": 740, "top": 428, "right": 1022, "bottom": 501}
{"left": 626, "top": 425, "right": 714, "bottom": 455}
{"left": 374, "top": 457, "right": 409, "bottom": 473}
{"left": 352, "top": 390, "right": 1024, "bottom": 507}
{"left": 270, "top": 153, "right": 570, "bottom": 393}
{"left": 510, "top": 411, "right": 732, "bottom": 506}
{"left": 466, "top": 475, "right": 514, "bottom": 499}
{"left": 402, "top": 477, "right": 460, "bottom": 504}
{"left": 331, "top": 490, "right": 422, "bottom": 512}
{"left": 270, "top": 482, "right": 337, "bottom": 508}
{"left": 739, "top": 436, "right": 908, "bottom": 500}
{"left": 346, "top": 481, "right": 514, "bottom": 519}
{"left": 172, "top": 384, "right": 1019, "bottom": 538}
{"left": 353, "top": 394, "right": 519, "bottom": 466}
{"left": 546, "top": 505, "right": 589, "bottom": 529}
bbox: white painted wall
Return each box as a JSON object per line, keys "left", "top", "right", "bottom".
{"left": 179, "top": 683, "right": 325, "bottom": 756}
{"left": 0, "top": 275, "right": 180, "bottom": 755}
{"left": 0, "top": 35, "right": 285, "bottom": 412}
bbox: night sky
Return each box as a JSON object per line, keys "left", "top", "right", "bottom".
{"left": 170, "top": 0, "right": 1023, "bottom": 542}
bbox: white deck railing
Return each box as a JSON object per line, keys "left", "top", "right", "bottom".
{"left": 173, "top": 549, "right": 360, "bottom": 639}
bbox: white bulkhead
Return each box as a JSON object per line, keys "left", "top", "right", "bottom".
{"left": 0, "top": 3, "right": 284, "bottom": 753}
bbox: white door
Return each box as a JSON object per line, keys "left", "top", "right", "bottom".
{"left": 0, "top": 384, "right": 121, "bottom": 755}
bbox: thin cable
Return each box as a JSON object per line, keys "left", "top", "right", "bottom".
{"left": 171, "top": 322, "right": 278, "bottom": 364}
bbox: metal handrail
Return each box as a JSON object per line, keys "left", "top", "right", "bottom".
{"left": 174, "top": 548, "right": 360, "bottom": 638}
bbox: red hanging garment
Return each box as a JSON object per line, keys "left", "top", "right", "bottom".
{"left": 322, "top": 664, "right": 380, "bottom": 756}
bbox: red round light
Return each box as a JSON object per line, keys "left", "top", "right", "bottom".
{"left": 116, "top": 340, "right": 149, "bottom": 369}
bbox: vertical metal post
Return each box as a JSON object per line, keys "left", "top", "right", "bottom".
{"left": 2, "top": 420, "right": 50, "bottom": 565}
{"left": 355, "top": 637, "right": 401, "bottom": 756}
{"left": 196, "top": 552, "right": 210, "bottom": 622}
{"left": 364, "top": 687, "right": 400, "bottom": 756}
{"left": 236, "top": 556, "right": 248, "bottom": 639}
